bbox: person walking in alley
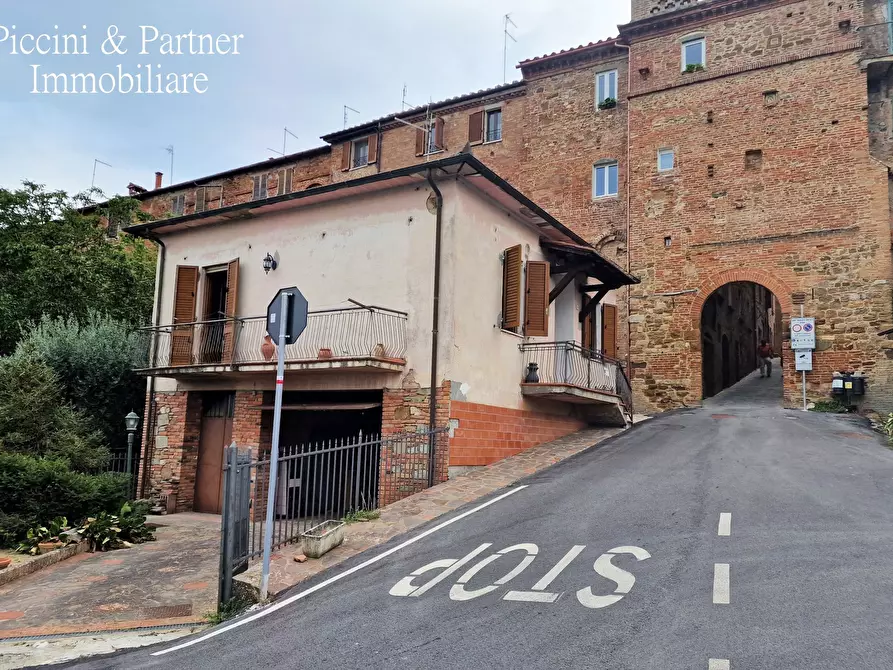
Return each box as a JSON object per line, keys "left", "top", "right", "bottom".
{"left": 758, "top": 340, "right": 774, "bottom": 378}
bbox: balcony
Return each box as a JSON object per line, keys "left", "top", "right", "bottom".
{"left": 136, "top": 306, "right": 407, "bottom": 376}
{"left": 519, "top": 342, "right": 632, "bottom": 425}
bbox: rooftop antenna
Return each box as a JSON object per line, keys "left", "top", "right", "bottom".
{"left": 343, "top": 105, "right": 360, "bottom": 129}
{"left": 283, "top": 127, "right": 299, "bottom": 155}
{"left": 91, "top": 159, "right": 112, "bottom": 189}
{"left": 401, "top": 84, "right": 416, "bottom": 111}
{"left": 503, "top": 13, "right": 517, "bottom": 84}
{"left": 164, "top": 145, "right": 174, "bottom": 185}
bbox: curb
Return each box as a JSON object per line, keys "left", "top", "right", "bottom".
{"left": 0, "top": 541, "right": 90, "bottom": 589}
{"left": 0, "top": 616, "right": 206, "bottom": 641}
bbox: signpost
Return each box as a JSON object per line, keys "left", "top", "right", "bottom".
{"left": 260, "top": 287, "right": 308, "bottom": 601}
{"left": 790, "top": 315, "right": 815, "bottom": 412}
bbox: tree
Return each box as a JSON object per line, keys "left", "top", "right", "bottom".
{"left": 0, "top": 182, "right": 156, "bottom": 355}
{"left": 16, "top": 313, "right": 146, "bottom": 451}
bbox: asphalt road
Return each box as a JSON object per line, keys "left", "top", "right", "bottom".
{"left": 67, "top": 369, "right": 893, "bottom": 669}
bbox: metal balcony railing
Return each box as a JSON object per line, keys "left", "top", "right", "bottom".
{"left": 485, "top": 127, "right": 502, "bottom": 142}
{"left": 137, "top": 306, "right": 407, "bottom": 371}
{"left": 520, "top": 341, "right": 632, "bottom": 415}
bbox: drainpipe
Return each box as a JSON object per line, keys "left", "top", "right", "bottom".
{"left": 425, "top": 169, "right": 444, "bottom": 488}
{"left": 139, "top": 234, "right": 166, "bottom": 498}
{"left": 616, "top": 41, "right": 633, "bottom": 372}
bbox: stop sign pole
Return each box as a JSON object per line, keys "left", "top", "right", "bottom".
{"left": 260, "top": 290, "right": 290, "bottom": 601}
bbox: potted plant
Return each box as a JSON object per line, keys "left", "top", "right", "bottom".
{"left": 0, "top": 558, "right": 11, "bottom": 570}
{"left": 684, "top": 63, "right": 706, "bottom": 73}
{"left": 317, "top": 347, "right": 334, "bottom": 359}
{"left": 261, "top": 335, "right": 275, "bottom": 361}
{"left": 598, "top": 97, "right": 617, "bottom": 110}
{"left": 16, "top": 517, "right": 69, "bottom": 555}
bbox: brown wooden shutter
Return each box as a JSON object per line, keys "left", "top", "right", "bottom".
{"left": 468, "top": 111, "right": 484, "bottom": 144}
{"left": 171, "top": 266, "right": 199, "bottom": 366}
{"left": 602, "top": 303, "right": 617, "bottom": 359}
{"left": 368, "top": 135, "right": 379, "bottom": 164}
{"left": 285, "top": 168, "right": 294, "bottom": 193}
{"left": 415, "top": 127, "right": 425, "bottom": 156}
{"left": 502, "top": 245, "right": 522, "bottom": 329}
{"left": 222, "top": 258, "right": 240, "bottom": 364}
{"left": 524, "top": 260, "right": 550, "bottom": 337}
{"left": 434, "top": 117, "right": 445, "bottom": 151}
{"left": 194, "top": 188, "right": 206, "bottom": 213}
{"left": 583, "top": 311, "right": 595, "bottom": 351}
{"left": 341, "top": 143, "right": 351, "bottom": 170}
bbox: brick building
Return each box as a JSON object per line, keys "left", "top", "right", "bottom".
{"left": 127, "top": 0, "right": 893, "bottom": 506}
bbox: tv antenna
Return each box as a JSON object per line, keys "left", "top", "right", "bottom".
{"left": 164, "top": 145, "right": 175, "bottom": 185}
{"left": 267, "top": 127, "right": 299, "bottom": 157}
{"left": 402, "top": 84, "right": 415, "bottom": 111}
{"left": 503, "top": 13, "right": 517, "bottom": 83}
{"left": 343, "top": 105, "right": 360, "bottom": 129}
{"left": 91, "top": 159, "right": 112, "bottom": 189}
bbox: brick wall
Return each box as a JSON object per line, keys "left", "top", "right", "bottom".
{"left": 232, "top": 390, "right": 264, "bottom": 455}
{"left": 145, "top": 391, "right": 202, "bottom": 512}
{"left": 449, "top": 401, "right": 587, "bottom": 466}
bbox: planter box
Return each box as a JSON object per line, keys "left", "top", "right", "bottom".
{"left": 0, "top": 540, "right": 89, "bottom": 588}
{"left": 301, "top": 520, "right": 345, "bottom": 559}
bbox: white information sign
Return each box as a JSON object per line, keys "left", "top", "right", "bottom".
{"left": 795, "top": 350, "right": 812, "bottom": 372}
{"left": 790, "top": 317, "right": 816, "bottom": 350}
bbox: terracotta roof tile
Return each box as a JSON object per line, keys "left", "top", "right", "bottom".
{"left": 518, "top": 37, "right": 619, "bottom": 67}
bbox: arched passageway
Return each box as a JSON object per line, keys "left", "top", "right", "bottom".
{"left": 700, "top": 281, "right": 784, "bottom": 399}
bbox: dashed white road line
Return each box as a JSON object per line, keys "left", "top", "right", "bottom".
{"left": 713, "top": 563, "right": 730, "bottom": 604}
{"left": 717, "top": 513, "right": 731, "bottom": 537}
{"left": 151, "top": 485, "right": 529, "bottom": 656}
{"left": 708, "top": 659, "right": 730, "bottom": 670}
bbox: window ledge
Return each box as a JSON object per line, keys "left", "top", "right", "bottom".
{"left": 592, "top": 194, "right": 620, "bottom": 202}
{"left": 424, "top": 149, "right": 445, "bottom": 157}
{"left": 498, "top": 327, "right": 524, "bottom": 339}
{"left": 482, "top": 138, "right": 503, "bottom": 145}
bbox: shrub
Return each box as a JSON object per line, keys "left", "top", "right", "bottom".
{"left": 0, "top": 452, "right": 129, "bottom": 546}
{"left": 0, "top": 354, "right": 108, "bottom": 471}
{"left": 16, "top": 313, "right": 147, "bottom": 450}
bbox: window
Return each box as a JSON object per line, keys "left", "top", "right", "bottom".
{"left": 596, "top": 70, "right": 618, "bottom": 107}
{"left": 172, "top": 193, "right": 185, "bottom": 216}
{"left": 252, "top": 174, "right": 268, "bottom": 201}
{"left": 658, "top": 149, "right": 675, "bottom": 172}
{"left": 593, "top": 162, "right": 619, "bottom": 198}
{"left": 352, "top": 138, "right": 369, "bottom": 168}
{"left": 278, "top": 168, "right": 294, "bottom": 195}
{"left": 426, "top": 124, "right": 439, "bottom": 154}
{"left": 485, "top": 109, "right": 502, "bottom": 142}
{"left": 194, "top": 187, "right": 207, "bottom": 213}
{"left": 682, "top": 37, "right": 706, "bottom": 70}
{"left": 417, "top": 118, "right": 443, "bottom": 156}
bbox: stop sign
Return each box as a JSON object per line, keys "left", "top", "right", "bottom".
{"left": 266, "top": 287, "right": 308, "bottom": 345}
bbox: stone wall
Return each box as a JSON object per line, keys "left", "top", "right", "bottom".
{"left": 144, "top": 391, "right": 202, "bottom": 512}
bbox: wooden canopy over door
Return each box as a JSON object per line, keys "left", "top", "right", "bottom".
{"left": 222, "top": 259, "right": 240, "bottom": 364}
{"left": 171, "top": 266, "right": 199, "bottom": 366}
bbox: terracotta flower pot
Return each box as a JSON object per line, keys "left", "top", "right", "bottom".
{"left": 37, "top": 542, "right": 57, "bottom": 555}
{"left": 317, "top": 348, "right": 333, "bottom": 360}
{"left": 0, "top": 557, "right": 11, "bottom": 570}
{"left": 261, "top": 335, "right": 275, "bottom": 362}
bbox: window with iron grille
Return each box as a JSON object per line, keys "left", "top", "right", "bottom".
{"left": 172, "top": 193, "right": 186, "bottom": 216}
{"left": 485, "top": 109, "right": 502, "bottom": 142}
{"left": 352, "top": 138, "right": 369, "bottom": 168}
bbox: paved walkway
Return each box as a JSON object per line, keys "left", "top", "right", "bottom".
{"left": 0, "top": 513, "right": 220, "bottom": 639}
{"left": 238, "top": 425, "right": 624, "bottom": 597}
{"left": 704, "top": 357, "right": 783, "bottom": 409}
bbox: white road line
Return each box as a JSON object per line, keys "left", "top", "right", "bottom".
{"left": 708, "top": 659, "right": 730, "bottom": 669}
{"left": 713, "top": 563, "right": 730, "bottom": 604}
{"left": 718, "top": 513, "right": 731, "bottom": 537}
{"left": 152, "top": 485, "right": 529, "bottom": 656}
{"left": 531, "top": 545, "right": 586, "bottom": 590}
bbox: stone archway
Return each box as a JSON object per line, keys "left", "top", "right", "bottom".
{"left": 689, "top": 269, "right": 794, "bottom": 400}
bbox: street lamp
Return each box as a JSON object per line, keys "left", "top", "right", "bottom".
{"left": 124, "top": 411, "right": 140, "bottom": 482}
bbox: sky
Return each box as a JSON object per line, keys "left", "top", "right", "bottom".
{"left": 0, "top": 1, "right": 629, "bottom": 197}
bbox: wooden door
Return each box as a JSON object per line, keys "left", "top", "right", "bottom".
{"left": 195, "top": 415, "right": 232, "bottom": 514}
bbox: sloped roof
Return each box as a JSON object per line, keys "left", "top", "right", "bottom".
{"left": 518, "top": 37, "right": 619, "bottom": 67}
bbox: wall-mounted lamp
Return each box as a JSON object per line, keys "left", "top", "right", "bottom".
{"left": 263, "top": 252, "right": 278, "bottom": 274}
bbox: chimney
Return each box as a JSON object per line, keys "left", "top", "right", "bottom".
{"left": 155, "top": 172, "right": 164, "bottom": 189}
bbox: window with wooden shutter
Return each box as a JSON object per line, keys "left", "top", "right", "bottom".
{"left": 171, "top": 266, "right": 199, "bottom": 366}
{"left": 194, "top": 188, "right": 206, "bottom": 214}
{"left": 367, "top": 134, "right": 379, "bottom": 164}
{"left": 583, "top": 311, "right": 595, "bottom": 352}
{"left": 222, "top": 258, "right": 240, "bottom": 363}
{"left": 524, "top": 260, "right": 550, "bottom": 337}
{"left": 415, "top": 127, "right": 425, "bottom": 156}
{"left": 172, "top": 193, "right": 185, "bottom": 216}
{"left": 502, "top": 245, "right": 522, "bottom": 330}
{"left": 468, "top": 110, "right": 484, "bottom": 144}
{"left": 277, "top": 169, "right": 294, "bottom": 195}
{"left": 602, "top": 303, "right": 617, "bottom": 359}
{"left": 341, "top": 143, "right": 352, "bottom": 171}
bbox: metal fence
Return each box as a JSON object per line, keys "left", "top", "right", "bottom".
{"left": 137, "top": 305, "right": 407, "bottom": 370}
{"left": 92, "top": 450, "right": 140, "bottom": 499}
{"left": 520, "top": 341, "right": 633, "bottom": 415}
{"left": 218, "top": 427, "right": 448, "bottom": 604}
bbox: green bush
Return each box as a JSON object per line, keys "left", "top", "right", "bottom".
{"left": 0, "top": 354, "right": 109, "bottom": 471}
{"left": 0, "top": 452, "right": 129, "bottom": 546}
{"left": 16, "top": 313, "right": 146, "bottom": 450}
